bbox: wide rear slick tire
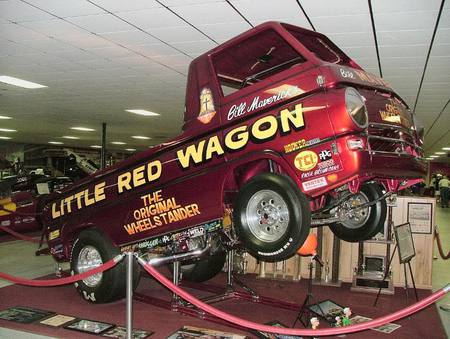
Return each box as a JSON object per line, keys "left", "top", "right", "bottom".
{"left": 70, "top": 229, "right": 140, "bottom": 303}
{"left": 233, "top": 173, "right": 311, "bottom": 262}
{"left": 329, "top": 183, "right": 387, "bottom": 242}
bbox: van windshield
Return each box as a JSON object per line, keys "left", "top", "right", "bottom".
{"left": 286, "top": 28, "right": 352, "bottom": 66}
{"left": 212, "top": 29, "right": 305, "bottom": 96}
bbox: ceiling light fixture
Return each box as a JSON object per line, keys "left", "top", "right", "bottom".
{"left": 0, "top": 115, "right": 12, "bottom": 120}
{"left": 435, "top": 152, "right": 445, "bottom": 155}
{"left": 90, "top": 145, "right": 102, "bottom": 149}
{"left": 0, "top": 75, "right": 47, "bottom": 89}
{"left": 125, "top": 148, "right": 136, "bottom": 152}
{"left": 0, "top": 136, "right": 12, "bottom": 140}
{"left": 429, "top": 155, "right": 439, "bottom": 158}
{"left": 111, "top": 141, "right": 126, "bottom": 145}
{"left": 62, "top": 136, "right": 80, "bottom": 140}
{"left": 126, "top": 109, "right": 160, "bottom": 116}
{"left": 49, "top": 141, "right": 64, "bottom": 145}
{"left": 0, "top": 128, "right": 17, "bottom": 132}
{"left": 442, "top": 147, "right": 450, "bottom": 151}
{"left": 70, "top": 127, "right": 95, "bottom": 132}
{"left": 132, "top": 135, "right": 151, "bottom": 140}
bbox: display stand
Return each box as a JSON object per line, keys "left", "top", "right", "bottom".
{"left": 351, "top": 205, "right": 395, "bottom": 294}
{"left": 374, "top": 222, "right": 419, "bottom": 306}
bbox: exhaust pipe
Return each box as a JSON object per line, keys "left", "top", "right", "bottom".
{"left": 146, "top": 236, "right": 212, "bottom": 266}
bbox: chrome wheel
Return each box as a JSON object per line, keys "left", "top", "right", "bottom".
{"left": 341, "top": 192, "right": 370, "bottom": 229}
{"left": 245, "top": 190, "right": 289, "bottom": 242}
{"left": 77, "top": 246, "right": 103, "bottom": 287}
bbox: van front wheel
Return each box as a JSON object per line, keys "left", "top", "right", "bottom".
{"left": 233, "top": 173, "right": 311, "bottom": 262}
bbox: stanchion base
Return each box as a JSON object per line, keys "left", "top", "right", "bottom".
{"left": 312, "top": 279, "right": 342, "bottom": 288}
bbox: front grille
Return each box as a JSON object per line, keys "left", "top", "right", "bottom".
{"left": 366, "top": 123, "right": 422, "bottom": 157}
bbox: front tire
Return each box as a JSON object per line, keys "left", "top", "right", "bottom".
{"left": 329, "top": 183, "right": 387, "bottom": 242}
{"left": 233, "top": 173, "right": 311, "bottom": 262}
{"left": 70, "top": 229, "right": 140, "bottom": 303}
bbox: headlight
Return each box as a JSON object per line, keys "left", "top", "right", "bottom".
{"left": 345, "top": 87, "right": 368, "bottom": 129}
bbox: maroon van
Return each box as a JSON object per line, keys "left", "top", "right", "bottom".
{"left": 41, "top": 22, "right": 426, "bottom": 303}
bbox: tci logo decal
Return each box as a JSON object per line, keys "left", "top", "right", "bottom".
{"left": 295, "top": 150, "right": 318, "bottom": 171}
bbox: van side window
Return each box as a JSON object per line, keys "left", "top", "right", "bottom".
{"left": 212, "top": 29, "right": 305, "bottom": 97}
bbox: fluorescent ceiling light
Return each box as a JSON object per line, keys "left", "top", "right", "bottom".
{"left": 126, "top": 109, "right": 160, "bottom": 116}
{"left": 435, "top": 152, "right": 445, "bottom": 155}
{"left": 49, "top": 141, "right": 63, "bottom": 145}
{"left": 429, "top": 155, "right": 439, "bottom": 158}
{"left": 442, "top": 147, "right": 450, "bottom": 151}
{"left": 0, "top": 128, "right": 16, "bottom": 132}
{"left": 62, "top": 135, "right": 80, "bottom": 140}
{"left": 111, "top": 141, "right": 126, "bottom": 145}
{"left": 0, "top": 136, "right": 12, "bottom": 140}
{"left": 132, "top": 135, "right": 151, "bottom": 140}
{"left": 0, "top": 115, "right": 12, "bottom": 120}
{"left": 0, "top": 75, "right": 47, "bottom": 89}
{"left": 425, "top": 158, "right": 433, "bottom": 160}
{"left": 125, "top": 148, "right": 136, "bottom": 152}
{"left": 91, "top": 145, "right": 102, "bottom": 149}
{"left": 71, "top": 126, "right": 95, "bottom": 132}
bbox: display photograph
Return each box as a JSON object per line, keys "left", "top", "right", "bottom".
{"left": 0, "top": 1, "right": 448, "bottom": 339}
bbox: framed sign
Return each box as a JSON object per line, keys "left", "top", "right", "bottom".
{"left": 394, "top": 223, "right": 416, "bottom": 264}
{"left": 407, "top": 202, "right": 433, "bottom": 234}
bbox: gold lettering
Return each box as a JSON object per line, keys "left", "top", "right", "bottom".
{"left": 117, "top": 172, "right": 132, "bottom": 193}
{"left": 133, "top": 165, "right": 146, "bottom": 188}
{"left": 280, "top": 104, "right": 305, "bottom": 133}
{"left": 251, "top": 115, "right": 278, "bottom": 140}
{"left": 205, "top": 135, "right": 225, "bottom": 160}
{"left": 51, "top": 202, "right": 61, "bottom": 219}
{"left": 177, "top": 140, "right": 206, "bottom": 169}
{"left": 224, "top": 126, "right": 248, "bottom": 151}
{"left": 94, "top": 182, "right": 106, "bottom": 202}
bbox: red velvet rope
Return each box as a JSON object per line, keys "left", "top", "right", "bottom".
{"left": 140, "top": 260, "right": 449, "bottom": 337}
{"left": 434, "top": 228, "right": 450, "bottom": 260}
{"left": 0, "top": 226, "right": 41, "bottom": 243}
{"left": 0, "top": 255, "right": 123, "bottom": 286}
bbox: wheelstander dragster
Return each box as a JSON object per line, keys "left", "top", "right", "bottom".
{"left": 40, "top": 21, "right": 426, "bottom": 303}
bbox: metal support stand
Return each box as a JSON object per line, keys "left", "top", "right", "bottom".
{"left": 126, "top": 252, "right": 133, "bottom": 339}
{"left": 293, "top": 257, "right": 325, "bottom": 328}
{"left": 172, "top": 261, "right": 180, "bottom": 309}
{"left": 227, "top": 250, "right": 234, "bottom": 288}
{"left": 100, "top": 122, "right": 107, "bottom": 169}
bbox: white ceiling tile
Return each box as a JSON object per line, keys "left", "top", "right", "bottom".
{"left": 149, "top": 25, "right": 209, "bottom": 43}
{"left": 197, "top": 22, "right": 251, "bottom": 42}
{"left": 24, "top": 0, "right": 105, "bottom": 18}
{"left": 116, "top": 8, "right": 185, "bottom": 29}
{"left": 377, "top": 30, "right": 435, "bottom": 46}
{"left": 436, "top": 6, "right": 450, "bottom": 29}
{"left": 311, "top": 14, "right": 373, "bottom": 34}
{"left": 379, "top": 44, "right": 429, "bottom": 58}
{"left": 0, "top": 0, "right": 54, "bottom": 22}
{"left": 300, "top": 0, "right": 369, "bottom": 17}
{"left": 372, "top": 0, "right": 441, "bottom": 13}
{"left": 12, "top": 36, "right": 77, "bottom": 53}
{"left": 67, "top": 13, "right": 132, "bottom": 33}
{"left": 172, "top": 2, "right": 244, "bottom": 25}
{"left": 230, "top": 0, "right": 310, "bottom": 28}
{"left": 0, "top": 22, "right": 45, "bottom": 41}
{"left": 99, "top": 29, "right": 159, "bottom": 46}
{"left": 160, "top": 0, "right": 224, "bottom": 6}
{"left": 375, "top": 11, "right": 439, "bottom": 32}
{"left": 326, "top": 32, "right": 375, "bottom": 48}
{"left": 434, "top": 28, "right": 450, "bottom": 44}
{"left": 171, "top": 40, "right": 217, "bottom": 56}
{"left": 89, "top": 45, "right": 135, "bottom": 58}
{"left": 90, "top": 0, "right": 161, "bottom": 13}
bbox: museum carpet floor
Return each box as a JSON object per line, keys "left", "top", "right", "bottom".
{"left": 0, "top": 206, "right": 448, "bottom": 339}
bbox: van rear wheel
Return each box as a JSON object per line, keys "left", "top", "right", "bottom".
{"left": 180, "top": 252, "right": 226, "bottom": 282}
{"left": 70, "top": 229, "right": 140, "bottom": 303}
{"left": 329, "top": 183, "right": 386, "bottom": 242}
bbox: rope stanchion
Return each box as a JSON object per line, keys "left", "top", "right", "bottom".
{"left": 137, "top": 257, "right": 449, "bottom": 337}
{"left": 434, "top": 227, "right": 450, "bottom": 260}
{"left": 0, "top": 226, "right": 41, "bottom": 243}
{"left": 0, "top": 254, "right": 123, "bottom": 286}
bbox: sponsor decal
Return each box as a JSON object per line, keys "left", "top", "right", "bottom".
{"left": 284, "top": 137, "right": 320, "bottom": 154}
{"left": 49, "top": 230, "right": 60, "bottom": 240}
{"left": 302, "top": 177, "right": 328, "bottom": 191}
{"left": 294, "top": 150, "right": 318, "bottom": 171}
{"left": 51, "top": 105, "right": 305, "bottom": 220}
{"left": 318, "top": 149, "right": 332, "bottom": 161}
{"left": 123, "top": 189, "right": 201, "bottom": 236}
{"left": 227, "top": 86, "right": 301, "bottom": 120}
{"left": 197, "top": 88, "right": 216, "bottom": 124}
{"left": 50, "top": 244, "right": 63, "bottom": 255}
{"left": 1, "top": 220, "right": 11, "bottom": 226}
{"left": 379, "top": 98, "right": 407, "bottom": 125}
{"left": 340, "top": 68, "right": 355, "bottom": 79}
{"left": 120, "top": 220, "right": 221, "bottom": 252}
